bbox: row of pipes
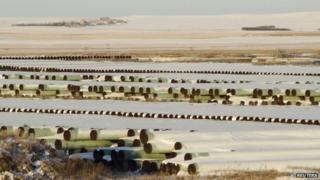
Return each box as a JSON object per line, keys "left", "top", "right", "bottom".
{"left": 1, "top": 84, "right": 320, "bottom": 106}
{"left": 2, "top": 73, "right": 319, "bottom": 85}
{"left": 3, "top": 83, "right": 320, "bottom": 97}
{"left": 0, "top": 107, "right": 318, "bottom": 125}
{"left": 0, "top": 73, "right": 252, "bottom": 84}
{"left": 2, "top": 126, "right": 318, "bottom": 175}
{"left": 0, "top": 55, "right": 132, "bottom": 60}
{"left": 0, "top": 65, "right": 319, "bottom": 76}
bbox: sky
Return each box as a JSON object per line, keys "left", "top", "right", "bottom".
{"left": 0, "top": 0, "right": 319, "bottom": 17}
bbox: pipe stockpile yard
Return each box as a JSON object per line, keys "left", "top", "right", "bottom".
{"left": 0, "top": 55, "right": 134, "bottom": 61}
{"left": 0, "top": 59, "right": 319, "bottom": 178}
{"left": 1, "top": 125, "right": 320, "bottom": 176}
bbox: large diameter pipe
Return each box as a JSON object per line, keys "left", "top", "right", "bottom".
{"left": 146, "top": 78, "right": 158, "bottom": 83}
{"left": 130, "top": 86, "right": 139, "bottom": 94}
{"left": 7, "top": 74, "right": 19, "bottom": 79}
{"left": 8, "top": 84, "right": 19, "bottom": 90}
{"left": 158, "top": 77, "right": 170, "bottom": 83}
{"left": 256, "top": 89, "right": 276, "bottom": 97}
{"left": 102, "top": 86, "right": 112, "bottom": 93}
{"left": 15, "top": 126, "right": 30, "bottom": 138}
{"left": 63, "top": 129, "right": 93, "bottom": 141}
{"left": 90, "top": 129, "right": 132, "bottom": 141}
{"left": 93, "top": 148, "right": 114, "bottom": 161}
{"left": 184, "top": 152, "right": 210, "bottom": 161}
{"left": 52, "top": 75, "right": 64, "bottom": 81}
{"left": 186, "top": 79, "right": 197, "bottom": 84}
{"left": 180, "top": 88, "right": 191, "bottom": 95}
{"left": 154, "top": 87, "right": 169, "bottom": 94}
{"left": 144, "top": 87, "right": 156, "bottom": 94}
{"left": 267, "top": 88, "right": 282, "bottom": 96}
{"left": 141, "top": 160, "right": 162, "bottom": 173}
{"left": 39, "top": 84, "right": 69, "bottom": 91}
{"left": 234, "top": 88, "right": 253, "bottom": 96}
{"left": 118, "top": 148, "right": 167, "bottom": 161}
{"left": 81, "top": 85, "right": 90, "bottom": 92}
{"left": 118, "top": 86, "right": 131, "bottom": 93}
{"left": 120, "top": 75, "right": 131, "bottom": 82}
{"left": 27, "top": 127, "right": 61, "bottom": 138}
{"left": 117, "top": 136, "right": 138, "bottom": 147}
{"left": 168, "top": 87, "right": 180, "bottom": 94}
{"left": 63, "top": 75, "right": 82, "bottom": 81}
{"left": 213, "top": 88, "right": 227, "bottom": 96}
{"left": 112, "top": 76, "right": 122, "bottom": 82}
{"left": 19, "top": 84, "right": 39, "bottom": 91}
{"left": 198, "top": 89, "right": 209, "bottom": 96}
{"left": 159, "top": 160, "right": 183, "bottom": 175}
{"left": 291, "top": 89, "right": 306, "bottom": 96}
{"left": 128, "top": 76, "right": 139, "bottom": 82}
{"left": 144, "top": 139, "right": 175, "bottom": 154}
{"left": 54, "top": 139, "right": 112, "bottom": 150}
{"left": 110, "top": 86, "right": 120, "bottom": 93}
{"left": 305, "top": 89, "right": 320, "bottom": 97}
{"left": 0, "top": 125, "right": 14, "bottom": 138}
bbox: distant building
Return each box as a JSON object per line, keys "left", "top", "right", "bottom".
{"left": 242, "top": 25, "right": 291, "bottom": 31}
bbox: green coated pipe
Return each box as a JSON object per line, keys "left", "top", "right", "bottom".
{"left": 63, "top": 75, "right": 82, "bottom": 81}
{"left": 55, "top": 139, "right": 112, "bottom": 150}
{"left": 63, "top": 129, "right": 93, "bottom": 141}
{"left": 234, "top": 88, "right": 252, "bottom": 96}
{"left": 39, "top": 84, "right": 69, "bottom": 91}
{"left": 19, "top": 84, "right": 39, "bottom": 91}
{"left": 118, "top": 148, "right": 167, "bottom": 161}
{"left": 28, "top": 127, "right": 62, "bottom": 138}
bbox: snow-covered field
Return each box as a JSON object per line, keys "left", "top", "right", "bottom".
{"left": 2, "top": 12, "right": 320, "bottom": 31}
{"left": 1, "top": 12, "right": 320, "bottom": 53}
{"left": 1, "top": 98, "right": 319, "bottom": 175}
{"left": 0, "top": 13, "right": 320, "bottom": 175}
{"left": 1, "top": 98, "right": 320, "bottom": 120}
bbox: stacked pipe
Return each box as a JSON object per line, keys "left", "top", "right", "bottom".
{"left": 0, "top": 55, "right": 133, "bottom": 61}
{"left": 1, "top": 65, "right": 319, "bottom": 76}
{"left": 143, "top": 129, "right": 320, "bottom": 176}
{"left": 2, "top": 125, "right": 320, "bottom": 175}
{"left": 1, "top": 82, "right": 320, "bottom": 106}
{"left": 0, "top": 125, "right": 64, "bottom": 140}
{"left": 0, "top": 106, "right": 319, "bottom": 127}
{"left": 59, "top": 128, "right": 173, "bottom": 172}
{"left": 4, "top": 73, "right": 318, "bottom": 85}
{"left": 138, "top": 129, "right": 223, "bottom": 175}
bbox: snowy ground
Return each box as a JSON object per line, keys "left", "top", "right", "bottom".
{"left": 0, "top": 13, "right": 319, "bottom": 173}
{"left": 1, "top": 13, "right": 320, "bottom": 54}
